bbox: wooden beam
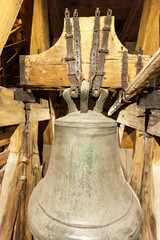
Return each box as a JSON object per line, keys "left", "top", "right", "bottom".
{"left": 108, "top": 48, "right": 160, "bottom": 116}
{"left": 117, "top": 103, "right": 146, "bottom": 132}
{"left": 20, "top": 16, "right": 150, "bottom": 89}
{"left": 0, "top": 117, "right": 41, "bottom": 239}
{"left": 116, "top": 101, "right": 160, "bottom": 138}
{"left": 147, "top": 110, "right": 160, "bottom": 137}
{"left": 8, "top": 124, "right": 25, "bottom": 153}
{"left": 30, "top": 0, "right": 50, "bottom": 54}
{"left": 0, "top": 151, "right": 23, "bottom": 239}
{"left": 27, "top": 102, "right": 50, "bottom": 122}
{"left": 0, "top": 87, "right": 25, "bottom": 127}
{"left": 0, "top": 0, "right": 23, "bottom": 55}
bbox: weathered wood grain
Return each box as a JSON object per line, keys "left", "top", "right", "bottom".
{"left": 27, "top": 102, "right": 50, "bottom": 122}
{"left": 8, "top": 124, "right": 25, "bottom": 153}
{"left": 0, "top": 87, "right": 25, "bottom": 127}
{"left": 117, "top": 103, "right": 146, "bottom": 132}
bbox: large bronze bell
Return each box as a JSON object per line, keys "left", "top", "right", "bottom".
{"left": 28, "top": 83, "right": 142, "bottom": 240}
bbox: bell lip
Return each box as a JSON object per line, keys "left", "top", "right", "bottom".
{"left": 54, "top": 110, "right": 117, "bottom": 128}
{"left": 28, "top": 186, "right": 142, "bottom": 240}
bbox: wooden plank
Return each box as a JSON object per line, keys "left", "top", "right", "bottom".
{"left": 0, "top": 111, "right": 42, "bottom": 239}
{"left": 13, "top": 121, "right": 41, "bottom": 239}
{"left": 130, "top": 131, "right": 146, "bottom": 199}
{"left": 0, "top": 151, "right": 23, "bottom": 239}
{"left": 27, "top": 102, "right": 50, "bottom": 122}
{"left": 139, "top": 90, "right": 160, "bottom": 108}
{"left": 0, "top": 150, "right": 9, "bottom": 168}
{"left": 30, "top": 0, "right": 50, "bottom": 54}
{"left": 0, "top": 87, "right": 25, "bottom": 127}
{"left": 147, "top": 110, "right": 160, "bottom": 137}
{"left": 0, "top": 99, "right": 25, "bottom": 127}
{"left": 108, "top": 48, "right": 160, "bottom": 116}
{"left": 117, "top": 102, "right": 160, "bottom": 137}
{"left": 119, "top": 148, "right": 134, "bottom": 183}
{"left": 8, "top": 124, "right": 25, "bottom": 153}
{"left": 136, "top": 135, "right": 156, "bottom": 240}
{"left": 136, "top": 0, "right": 160, "bottom": 55}
{"left": 116, "top": 103, "right": 146, "bottom": 132}
{"left": 0, "top": 86, "right": 14, "bottom": 100}
{"left": 120, "top": 126, "right": 136, "bottom": 149}
{"left": 150, "top": 137, "right": 160, "bottom": 238}
{"left": 0, "top": 0, "right": 23, "bottom": 55}
{"left": 20, "top": 15, "right": 150, "bottom": 88}
{"left": 151, "top": 165, "right": 160, "bottom": 239}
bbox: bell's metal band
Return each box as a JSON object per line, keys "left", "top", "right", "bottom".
{"left": 65, "top": 8, "right": 79, "bottom": 98}
{"left": 92, "top": 9, "right": 112, "bottom": 97}
{"left": 122, "top": 51, "right": 128, "bottom": 90}
{"left": 73, "top": 9, "right": 81, "bottom": 84}
{"left": 90, "top": 8, "right": 100, "bottom": 89}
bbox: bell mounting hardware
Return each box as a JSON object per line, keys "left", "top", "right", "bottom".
{"left": 65, "top": 8, "right": 112, "bottom": 100}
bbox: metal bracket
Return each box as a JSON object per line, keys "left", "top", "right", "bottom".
{"left": 136, "top": 47, "right": 143, "bottom": 75}
{"left": 92, "top": 8, "right": 112, "bottom": 97}
{"left": 90, "top": 8, "right": 100, "bottom": 89}
{"left": 93, "top": 88, "right": 109, "bottom": 113}
{"left": 65, "top": 8, "right": 79, "bottom": 98}
{"left": 122, "top": 51, "right": 128, "bottom": 90}
{"left": 63, "top": 88, "right": 78, "bottom": 113}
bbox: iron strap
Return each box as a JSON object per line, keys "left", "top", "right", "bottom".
{"left": 136, "top": 47, "right": 143, "bottom": 75}
{"left": 92, "top": 9, "right": 112, "bottom": 97}
{"left": 90, "top": 8, "right": 100, "bottom": 89}
{"left": 73, "top": 9, "right": 81, "bottom": 84}
{"left": 65, "top": 8, "right": 79, "bottom": 98}
{"left": 122, "top": 51, "right": 128, "bottom": 90}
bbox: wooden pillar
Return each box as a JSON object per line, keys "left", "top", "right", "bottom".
{"left": 132, "top": 0, "right": 160, "bottom": 238}
{"left": 30, "top": 0, "right": 50, "bottom": 54}
{"left": 136, "top": 0, "right": 160, "bottom": 55}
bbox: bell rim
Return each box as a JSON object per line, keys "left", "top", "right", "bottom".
{"left": 28, "top": 186, "right": 142, "bottom": 240}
